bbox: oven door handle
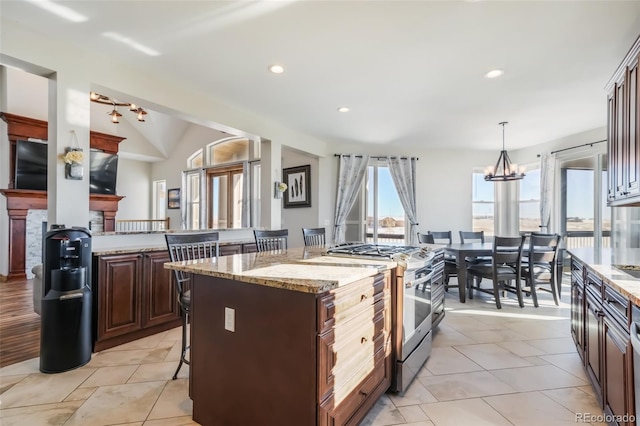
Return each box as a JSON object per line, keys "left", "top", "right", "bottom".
{"left": 406, "top": 272, "right": 433, "bottom": 289}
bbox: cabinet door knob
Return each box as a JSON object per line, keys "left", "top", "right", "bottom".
{"left": 361, "top": 337, "right": 368, "bottom": 344}
{"left": 360, "top": 294, "right": 367, "bottom": 301}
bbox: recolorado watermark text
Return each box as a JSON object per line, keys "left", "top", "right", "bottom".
{"left": 575, "top": 413, "right": 635, "bottom": 423}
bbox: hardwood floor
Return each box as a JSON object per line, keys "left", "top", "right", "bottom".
{"left": 0, "top": 279, "right": 40, "bottom": 368}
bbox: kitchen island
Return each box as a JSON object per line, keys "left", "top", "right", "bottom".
{"left": 165, "top": 246, "right": 397, "bottom": 426}
{"left": 569, "top": 248, "right": 640, "bottom": 426}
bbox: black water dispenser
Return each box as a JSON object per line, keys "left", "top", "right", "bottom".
{"left": 40, "top": 227, "right": 92, "bottom": 373}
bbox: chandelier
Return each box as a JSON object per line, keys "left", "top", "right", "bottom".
{"left": 90, "top": 92, "right": 148, "bottom": 123}
{"left": 484, "top": 122, "right": 525, "bottom": 182}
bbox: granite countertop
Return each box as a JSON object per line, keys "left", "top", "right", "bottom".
{"left": 92, "top": 240, "right": 256, "bottom": 256}
{"left": 568, "top": 247, "right": 640, "bottom": 305}
{"left": 164, "top": 246, "right": 397, "bottom": 294}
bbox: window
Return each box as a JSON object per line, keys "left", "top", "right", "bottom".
{"left": 185, "top": 138, "right": 260, "bottom": 230}
{"left": 185, "top": 171, "right": 201, "bottom": 229}
{"left": 207, "top": 164, "right": 244, "bottom": 228}
{"left": 152, "top": 180, "right": 166, "bottom": 220}
{"left": 518, "top": 168, "right": 541, "bottom": 232}
{"left": 207, "top": 138, "right": 249, "bottom": 166}
{"left": 188, "top": 149, "right": 203, "bottom": 169}
{"left": 365, "top": 163, "right": 405, "bottom": 243}
{"left": 472, "top": 172, "right": 494, "bottom": 236}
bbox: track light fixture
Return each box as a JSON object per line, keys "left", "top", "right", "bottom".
{"left": 90, "top": 92, "right": 148, "bottom": 123}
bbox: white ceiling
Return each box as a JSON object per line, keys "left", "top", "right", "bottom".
{"left": 2, "top": 0, "right": 640, "bottom": 153}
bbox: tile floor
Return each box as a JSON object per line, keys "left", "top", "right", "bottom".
{"left": 0, "top": 279, "right": 605, "bottom": 426}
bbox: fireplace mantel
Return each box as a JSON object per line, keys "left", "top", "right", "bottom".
{"left": 0, "top": 112, "right": 127, "bottom": 282}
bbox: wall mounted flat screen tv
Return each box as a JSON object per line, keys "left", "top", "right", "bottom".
{"left": 15, "top": 139, "right": 48, "bottom": 190}
{"left": 89, "top": 150, "right": 118, "bottom": 195}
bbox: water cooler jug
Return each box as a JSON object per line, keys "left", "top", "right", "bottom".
{"left": 40, "top": 227, "right": 92, "bottom": 373}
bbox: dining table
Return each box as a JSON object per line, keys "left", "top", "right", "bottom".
{"left": 444, "top": 242, "right": 494, "bottom": 303}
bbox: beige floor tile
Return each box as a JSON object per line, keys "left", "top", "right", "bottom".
{"left": 144, "top": 417, "right": 199, "bottom": 425}
{"left": 542, "top": 387, "right": 604, "bottom": 417}
{"left": 163, "top": 341, "right": 184, "bottom": 363}
{"left": 453, "top": 343, "right": 534, "bottom": 370}
{"left": 539, "top": 352, "right": 589, "bottom": 380}
{"left": 0, "top": 357, "right": 39, "bottom": 377}
{"left": 504, "top": 321, "right": 570, "bottom": 340}
{"left": 483, "top": 390, "right": 578, "bottom": 425}
{"left": 0, "top": 374, "right": 27, "bottom": 394}
{"left": 80, "top": 365, "right": 138, "bottom": 387}
{"left": 402, "top": 422, "right": 434, "bottom": 426}
{"left": 521, "top": 356, "right": 550, "bottom": 366}
{"left": 397, "top": 404, "right": 430, "bottom": 422}
{"left": 490, "top": 364, "right": 587, "bottom": 392}
{"left": 128, "top": 362, "right": 184, "bottom": 383}
{"left": 0, "top": 368, "right": 95, "bottom": 408}
{"left": 0, "top": 400, "right": 84, "bottom": 426}
{"left": 424, "top": 347, "right": 483, "bottom": 375}
{"left": 64, "top": 386, "right": 97, "bottom": 401}
{"left": 87, "top": 347, "right": 171, "bottom": 367}
{"left": 104, "top": 332, "right": 170, "bottom": 352}
{"left": 497, "top": 340, "right": 546, "bottom": 357}
{"left": 418, "top": 370, "right": 516, "bottom": 401}
{"left": 431, "top": 326, "right": 475, "bottom": 347}
{"left": 421, "top": 398, "right": 512, "bottom": 425}
{"left": 525, "top": 337, "right": 576, "bottom": 354}
{"left": 147, "top": 379, "right": 192, "bottom": 420}
{"left": 388, "top": 378, "right": 438, "bottom": 407}
{"left": 459, "top": 328, "right": 523, "bottom": 344}
{"left": 64, "top": 380, "right": 166, "bottom": 426}
{"left": 360, "top": 395, "right": 406, "bottom": 426}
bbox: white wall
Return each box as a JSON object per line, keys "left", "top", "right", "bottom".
{"left": 116, "top": 158, "right": 152, "bottom": 220}
{"left": 282, "top": 148, "right": 320, "bottom": 248}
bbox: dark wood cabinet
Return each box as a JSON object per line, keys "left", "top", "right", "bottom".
{"left": 143, "top": 251, "right": 179, "bottom": 328}
{"left": 571, "top": 259, "right": 585, "bottom": 358}
{"left": 570, "top": 256, "right": 636, "bottom": 423}
{"left": 218, "top": 243, "right": 242, "bottom": 256}
{"left": 95, "top": 253, "right": 144, "bottom": 344}
{"left": 606, "top": 35, "right": 640, "bottom": 206}
{"left": 93, "top": 250, "right": 181, "bottom": 351}
{"left": 189, "top": 269, "right": 393, "bottom": 426}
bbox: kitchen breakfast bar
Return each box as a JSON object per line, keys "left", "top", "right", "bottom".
{"left": 165, "top": 247, "right": 400, "bottom": 426}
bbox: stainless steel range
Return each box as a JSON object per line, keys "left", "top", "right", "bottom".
{"left": 325, "top": 243, "right": 443, "bottom": 394}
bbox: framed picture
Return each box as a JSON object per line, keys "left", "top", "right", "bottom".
{"left": 167, "top": 188, "right": 181, "bottom": 209}
{"left": 283, "top": 164, "right": 311, "bottom": 208}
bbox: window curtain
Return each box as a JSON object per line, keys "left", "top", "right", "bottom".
{"left": 387, "top": 157, "right": 419, "bottom": 245}
{"left": 241, "top": 161, "right": 250, "bottom": 228}
{"left": 333, "top": 154, "right": 369, "bottom": 244}
{"left": 539, "top": 152, "right": 555, "bottom": 233}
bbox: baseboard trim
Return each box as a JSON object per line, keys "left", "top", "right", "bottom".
{"left": 0, "top": 274, "right": 7, "bottom": 283}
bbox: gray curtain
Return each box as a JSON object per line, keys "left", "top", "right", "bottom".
{"left": 333, "top": 154, "right": 369, "bottom": 244}
{"left": 387, "top": 157, "right": 419, "bottom": 245}
{"left": 540, "top": 152, "right": 555, "bottom": 233}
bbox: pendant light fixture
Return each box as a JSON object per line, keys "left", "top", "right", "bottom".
{"left": 484, "top": 121, "right": 525, "bottom": 182}
{"left": 91, "top": 92, "right": 148, "bottom": 123}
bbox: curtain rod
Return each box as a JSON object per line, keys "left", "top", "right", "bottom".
{"left": 537, "top": 139, "right": 606, "bottom": 157}
{"left": 334, "top": 154, "right": 419, "bottom": 160}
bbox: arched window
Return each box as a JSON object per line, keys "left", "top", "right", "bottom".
{"left": 206, "top": 137, "right": 249, "bottom": 166}
{"left": 187, "top": 149, "right": 203, "bottom": 169}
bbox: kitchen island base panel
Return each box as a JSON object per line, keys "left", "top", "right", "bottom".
{"left": 191, "top": 274, "right": 317, "bottom": 426}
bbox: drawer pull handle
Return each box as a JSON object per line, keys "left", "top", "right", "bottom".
{"left": 359, "top": 390, "right": 368, "bottom": 397}
{"left": 361, "top": 337, "right": 367, "bottom": 344}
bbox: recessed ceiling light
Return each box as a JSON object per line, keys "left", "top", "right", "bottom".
{"left": 337, "top": 107, "right": 350, "bottom": 113}
{"left": 485, "top": 69, "right": 504, "bottom": 79}
{"left": 268, "top": 64, "right": 284, "bottom": 74}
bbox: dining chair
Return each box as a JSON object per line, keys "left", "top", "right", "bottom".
{"left": 302, "top": 227, "right": 326, "bottom": 247}
{"left": 467, "top": 235, "right": 526, "bottom": 309}
{"left": 254, "top": 229, "right": 289, "bottom": 252}
{"left": 425, "top": 231, "right": 459, "bottom": 292}
{"left": 165, "top": 232, "right": 220, "bottom": 379}
{"left": 417, "top": 232, "right": 435, "bottom": 244}
{"left": 520, "top": 233, "right": 561, "bottom": 307}
{"left": 459, "top": 230, "right": 491, "bottom": 265}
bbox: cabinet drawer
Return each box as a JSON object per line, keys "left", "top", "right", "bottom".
{"left": 603, "top": 284, "right": 630, "bottom": 329}
{"left": 571, "top": 259, "right": 584, "bottom": 284}
{"left": 318, "top": 309, "right": 386, "bottom": 402}
{"left": 318, "top": 356, "right": 390, "bottom": 426}
{"left": 318, "top": 274, "right": 386, "bottom": 331}
{"left": 585, "top": 271, "right": 603, "bottom": 300}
